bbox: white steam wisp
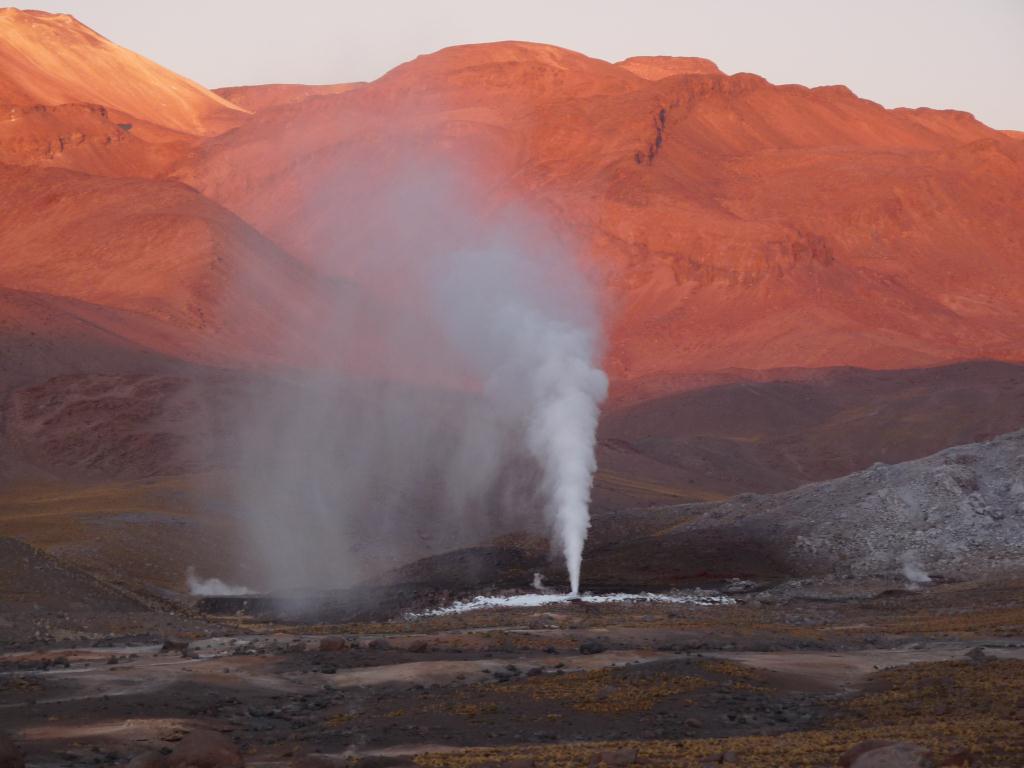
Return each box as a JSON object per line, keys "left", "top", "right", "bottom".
{"left": 437, "top": 240, "right": 607, "bottom": 596}
{"left": 224, "top": 164, "right": 607, "bottom": 596}
{"left": 521, "top": 315, "right": 606, "bottom": 594}
{"left": 186, "top": 567, "right": 254, "bottom": 597}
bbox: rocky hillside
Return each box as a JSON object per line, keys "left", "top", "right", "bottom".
{"left": 584, "top": 429, "right": 1024, "bottom": 586}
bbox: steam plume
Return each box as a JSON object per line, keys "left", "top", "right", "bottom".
{"left": 224, "top": 162, "right": 606, "bottom": 595}
{"left": 436, "top": 239, "right": 608, "bottom": 595}
{"left": 186, "top": 567, "right": 254, "bottom": 597}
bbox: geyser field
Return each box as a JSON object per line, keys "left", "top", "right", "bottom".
{"left": 4, "top": 162, "right": 1024, "bottom": 768}
{"left": 223, "top": 168, "right": 609, "bottom": 600}
{"left": 3, "top": 7, "right": 1024, "bottom": 768}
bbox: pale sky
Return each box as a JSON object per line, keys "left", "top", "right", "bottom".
{"left": 22, "top": 0, "right": 1024, "bottom": 129}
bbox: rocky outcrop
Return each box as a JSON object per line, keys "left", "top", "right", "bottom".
{"left": 670, "top": 430, "right": 1024, "bottom": 581}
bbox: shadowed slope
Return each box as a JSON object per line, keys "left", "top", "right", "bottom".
{"left": 594, "top": 361, "right": 1024, "bottom": 508}
{"left": 0, "top": 163, "right": 338, "bottom": 367}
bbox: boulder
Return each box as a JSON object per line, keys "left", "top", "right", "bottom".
{"left": 964, "top": 646, "right": 989, "bottom": 664}
{"left": 160, "top": 637, "right": 190, "bottom": 653}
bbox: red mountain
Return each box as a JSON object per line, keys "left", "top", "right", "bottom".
{"left": 174, "top": 41, "right": 1024, "bottom": 393}
{"left": 1, "top": 14, "right": 1023, "bottom": 497}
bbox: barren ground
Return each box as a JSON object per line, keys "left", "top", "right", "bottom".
{"left": 2, "top": 567, "right": 1024, "bottom": 767}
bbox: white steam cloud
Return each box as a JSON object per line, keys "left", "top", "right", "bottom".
{"left": 435, "top": 240, "right": 607, "bottom": 595}
{"left": 186, "top": 567, "right": 254, "bottom": 597}
{"left": 223, "top": 161, "right": 606, "bottom": 596}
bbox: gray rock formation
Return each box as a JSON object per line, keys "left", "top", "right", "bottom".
{"left": 681, "top": 429, "right": 1024, "bottom": 581}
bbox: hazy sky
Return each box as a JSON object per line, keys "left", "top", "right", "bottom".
{"left": 25, "top": 0, "right": 1024, "bottom": 129}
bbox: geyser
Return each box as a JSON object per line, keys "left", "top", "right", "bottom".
{"left": 521, "top": 313, "right": 606, "bottom": 594}
{"left": 436, "top": 245, "right": 608, "bottom": 595}
{"left": 225, "top": 161, "right": 606, "bottom": 596}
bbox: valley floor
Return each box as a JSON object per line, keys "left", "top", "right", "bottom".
{"left": 2, "top": 578, "right": 1024, "bottom": 767}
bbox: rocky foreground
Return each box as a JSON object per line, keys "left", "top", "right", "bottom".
{"left": 2, "top": 432, "right": 1024, "bottom": 766}
{"left": 0, "top": 427, "right": 1022, "bottom": 765}
{"left": 1, "top": 577, "right": 1023, "bottom": 767}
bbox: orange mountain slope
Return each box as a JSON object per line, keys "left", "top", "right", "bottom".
{"left": 176, "top": 42, "right": 1024, "bottom": 387}
{"left": 0, "top": 162, "right": 469, "bottom": 389}
{"left": 214, "top": 83, "right": 362, "bottom": 113}
{"left": 0, "top": 102, "right": 192, "bottom": 177}
{"left": 0, "top": 8, "right": 247, "bottom": 135}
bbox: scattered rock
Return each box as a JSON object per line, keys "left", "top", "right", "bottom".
{"left": 0, "top": 731, "right": 25, "bottom": 768}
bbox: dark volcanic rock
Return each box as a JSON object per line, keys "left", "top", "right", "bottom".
{"left": 160, "top": 637, "right": 190, "bottom": 653}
